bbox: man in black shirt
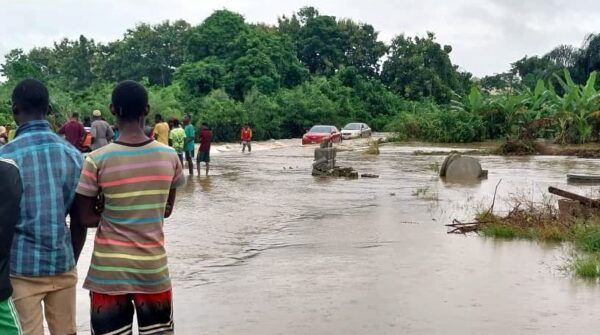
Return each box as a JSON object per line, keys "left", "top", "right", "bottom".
{"left": 0, "top": 158, "right": 22, "bottom": 334}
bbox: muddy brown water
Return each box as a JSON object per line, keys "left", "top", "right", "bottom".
{"left": 71, "top": 137, "right": 600, "bottom": 334}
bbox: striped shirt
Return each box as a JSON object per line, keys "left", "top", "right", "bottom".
{"left": 0, "top": 120, "right": 83, "bottom": 276}
{"left": 76, "top": 140, "right": 183, "bottom": 294}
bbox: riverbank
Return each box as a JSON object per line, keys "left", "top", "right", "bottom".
{"left": 392, "top": 138, "right": 600, "bottom": 158}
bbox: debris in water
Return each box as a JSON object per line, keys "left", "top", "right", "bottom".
{"left": 361, "top": 173, "right": 379, "bottom": 178}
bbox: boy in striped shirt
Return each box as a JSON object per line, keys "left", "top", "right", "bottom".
{"left": 72, "top": 81, "right": 183, "bottom": 334}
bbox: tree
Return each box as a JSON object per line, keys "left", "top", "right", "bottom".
{"left": 96, "top": 20, "right": 190, "bottom": 86}
{"left": 186, "top": 10, "right": 247, "bottom": 61}
{"left": 51, "top": 35, "right": 97, "bottom": 90}
{"left": 294, "top": 7, "right": 349, "bottom": 76}
{"left": 338, "top": 19, "right": 388, "bottom": 78}
{"left": 381, "top": 32, "right": 466, "bottom": 103}
{"left": 1, "top": 49, "right": 46, "bottom": 82}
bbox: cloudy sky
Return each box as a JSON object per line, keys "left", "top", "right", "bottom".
{"left": 1, "top": 0, "right": 598, "bottom": 77}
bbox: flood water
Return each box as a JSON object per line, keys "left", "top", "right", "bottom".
{"left": 72, "top": 136, "right": 600, "bottom": 334}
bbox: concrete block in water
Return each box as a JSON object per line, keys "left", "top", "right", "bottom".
{"left": 314, "top": 147, "right": 336, "bottom": 170}
{"left": 442, "top": 155, "right": 485, "bottom": 181}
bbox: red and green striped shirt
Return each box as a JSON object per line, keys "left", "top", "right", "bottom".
{"left": 76, "top": 140, "right": 183, "bottom": 294}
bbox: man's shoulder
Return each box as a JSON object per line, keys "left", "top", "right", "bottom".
{"left": 0, "top": 158, "right": 19, "bottom": 171}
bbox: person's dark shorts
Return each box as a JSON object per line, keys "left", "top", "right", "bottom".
{"left": 185, "top": 150, "right": 194, "bottom": 160}
{"left": 90, "top": 290, "right": 174, "bottom": 334}
{"left": 197, "top": 151, "right": 210, "bottom": 163}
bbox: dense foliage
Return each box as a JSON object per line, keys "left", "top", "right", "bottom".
{"left": 0, "top": 7, "right": 470, "bottom": 141}
{"left": 1, "top": 7, "right": 600, "bottom": 144}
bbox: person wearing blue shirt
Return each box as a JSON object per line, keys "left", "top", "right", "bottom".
{"left": 0, "top": 79, "right": 86, "bottom": 335}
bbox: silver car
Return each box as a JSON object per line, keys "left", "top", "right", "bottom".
{"left": 341, "top": 123, "right": 371, "bottom": 139}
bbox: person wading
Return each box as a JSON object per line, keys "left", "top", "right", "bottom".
{"left": 72, "top": 80, "right": 183, "bottom": 335}
{"left": 0, "top": 158, "right": 23, "bottom": 335}
{"left": 241, "top": 124, "right": 252, "bottom": 153}
{"left": 90, "top": 109, "right": 114, "bottom": 151}
{"left": 183, "top": 115, "right": 195, "bottom": 175}
{"left": 169, "top": 118, "right": 186, "bottom": 165}
{"left": 197, "top": 122, "right": 213, "bottom": 176}
{"left": 0, "top": 79, "right": 85, "bottom": 335}
{"left": 58, "top": 112, "right": 86, "bottom": 151}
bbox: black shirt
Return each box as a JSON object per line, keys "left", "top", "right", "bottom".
{"left": 0, "top": 158, "right": 22, "bottom": 301}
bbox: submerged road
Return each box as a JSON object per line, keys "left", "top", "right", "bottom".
{"left": 72, "top": 138, "right": 600, "bottom": 334}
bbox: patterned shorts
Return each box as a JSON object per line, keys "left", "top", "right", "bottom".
{"left": 90, "top": 290, "right": 173, "bottom": 335}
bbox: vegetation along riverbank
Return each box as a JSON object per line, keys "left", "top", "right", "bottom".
{"left": 3, "top": 7, "right": 600, "bottom": 146}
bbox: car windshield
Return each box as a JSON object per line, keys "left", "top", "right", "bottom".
{"left": 343, "top": 123, "right": 361, "bottom": 130}
{"left": 310, "top": 126, "right": 332, "bottom": 133}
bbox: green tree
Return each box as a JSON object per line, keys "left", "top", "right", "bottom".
{"left": 382, "top": 32, "right": 466, "bottom": 103}
{"left": 96, "top": 20, "right": 190, "bottom": 86}
{"left": 186, "top": 10, "right": 247, "bottom": 61}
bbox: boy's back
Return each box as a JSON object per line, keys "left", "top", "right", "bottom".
{"left": 76, "top": 140, "right": 183, "bottom": 294}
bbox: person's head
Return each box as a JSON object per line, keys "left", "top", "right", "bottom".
{"left": 110, "top": 80, "right": 149, "bottom": 126}
{"left": 155, "top": 114, "right": 163, "bottom": 124}
{"left": 183, "top": 115, "right": 191, "bottom": 125}
{"left": 71, "top": 112, "right": 79, "bottom": 120}
{"left": 11, "top": 79, "right": 51, "bottom": 125}
{"left": 201, "top": 122, "right": 208, "bottom": 130}
{"left": 92, "top": 109, "right": 102, "bottom": 120}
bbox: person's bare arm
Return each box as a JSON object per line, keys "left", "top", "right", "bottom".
{"left": 71, "top": 194, "right": 102, "bottom": 261}
{"left": 69, "top": 204, "right": 87, "bottom": 263}
{"left": 165, "top": 188, "right": 177, "bottom": 218}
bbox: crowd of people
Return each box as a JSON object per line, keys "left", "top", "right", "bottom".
{"left": 0, "top": 78, "right": 253, "bottom": 335}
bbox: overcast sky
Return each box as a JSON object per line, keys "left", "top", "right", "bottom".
{"left": 1, "top": 0, "right": 599, "bottom": 77}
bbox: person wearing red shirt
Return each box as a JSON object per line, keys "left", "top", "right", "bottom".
{"left": 197, "top": 123, "right": 213, "bottom": 176}
{"left": 58, "top": 112, "right": 86, "bottom": 151}
{"left": 241, "top": 124, "right": 252, "bottom": 153}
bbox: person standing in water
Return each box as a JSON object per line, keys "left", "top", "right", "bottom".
{"left": 241, "top": 124, "right": 252, "bottom": 153}
{"left": 153, "top": 114, "right": 170, "bottom": 145}
{"left": 90, "top": 109, "right": 114, "bottom": 151}
{"left": 169, "top": 118, "right": 186, "bottom": 165}
{"left": 197, "top": 122, "right": 213, "bottom": 176}
{"left": 183, "top": 115, "right": 195, "bottom": 175}
{"left": 72, "top": 80, "right": 183, "bottom": 335}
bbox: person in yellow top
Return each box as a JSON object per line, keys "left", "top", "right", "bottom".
{"left": 153, "top": 114, "right": 170, "bottom": 145}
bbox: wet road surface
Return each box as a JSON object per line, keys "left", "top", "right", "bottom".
{"left": 73, "top": 138, "right": 600, "bottom": 334}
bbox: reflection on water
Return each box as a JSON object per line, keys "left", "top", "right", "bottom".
{"left": 74, "top": 137, "right": 600, "bottom": 334}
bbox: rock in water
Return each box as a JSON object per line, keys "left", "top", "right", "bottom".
{"left": 444, "top": 156, "right": 484, "bottom": 181}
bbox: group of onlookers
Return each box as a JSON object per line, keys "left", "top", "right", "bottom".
{"left": 0, "top": 79, "right": 182, "bottom": 335}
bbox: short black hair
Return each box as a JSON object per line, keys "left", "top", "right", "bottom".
{"left": 72, "top": 112, "right": 79, "bottom": 119}
{"left": 111, "top": 80, "right": 148, "bottom": 121}
{"left": 172, "top": 118, "right": 180, "bottom": 127}
{"left": 11, "top": 79, "right": 49, "bottom": 115}
{"left": 155, "top": 114, "right": 163, "bottom": 121}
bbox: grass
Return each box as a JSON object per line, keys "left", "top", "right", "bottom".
{"left": 468, "top": 201, "right": 600, "bottom": 278}
{"left": 412, "top": 186, "right": 430, "bottom": 197}
{"left": 481, "top": 223, "right": 517, "bottom": 239}
{"left": 573, "top": 256, "right": 600, "bottom": 278}
{"left": 574, "top": 225, "right": 600, "bottom": 252}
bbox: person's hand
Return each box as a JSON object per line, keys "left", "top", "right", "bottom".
{"left": 95, "top": 192, "right": 105, "bottom": 214}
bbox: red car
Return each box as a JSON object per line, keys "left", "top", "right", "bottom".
{"left": 302, "top": 125, "right": 342, "bottom": 145}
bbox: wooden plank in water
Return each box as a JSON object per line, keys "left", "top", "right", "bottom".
{"left": 548, "top": 186, "right": 600, "bottom": 207}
